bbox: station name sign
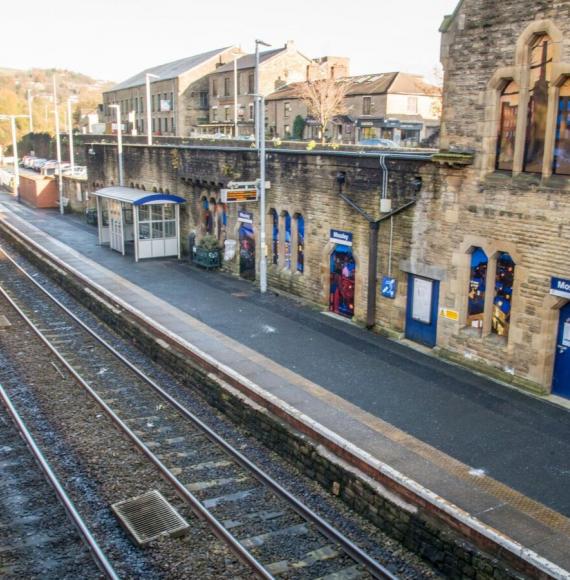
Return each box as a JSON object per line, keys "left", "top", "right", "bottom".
{"left": 330, "top": 229, "right": 353, "bottom": 246}
{"left": 238, "top": 210, "right": 253, "bottom": 223}
{"left": 550, "top": 277, "right": 570, "bottom": 299}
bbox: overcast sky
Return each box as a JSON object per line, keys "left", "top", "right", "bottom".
{"left": 4, "top": 0, "right": 459, "bottom": 83}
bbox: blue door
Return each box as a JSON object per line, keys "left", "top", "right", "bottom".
{"left": 405, "top": 274, "right": 439, "bottom": 348}
{"left": 552, "top": 302, "right": 570, "bottom": 398}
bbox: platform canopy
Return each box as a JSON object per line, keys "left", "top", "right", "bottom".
{"left": 93, "top": 186, "right": 186, "bottom": 206}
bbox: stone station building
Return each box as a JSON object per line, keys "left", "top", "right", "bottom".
{"left": 86, "top": 0, "right": 570, "bottom": 400}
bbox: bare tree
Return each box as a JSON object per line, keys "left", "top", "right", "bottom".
{"left": 295, "top": 78, "right": 349, "bottom": 144}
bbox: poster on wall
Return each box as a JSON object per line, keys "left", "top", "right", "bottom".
{"left": 412, "top": 277, "right": 432, "bottom": 324}
{"left": 563, "top": 320, "right": 570, "bottom": 348}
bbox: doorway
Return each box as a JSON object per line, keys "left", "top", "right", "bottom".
{"left": 329, "top": 245, "right": 355, "bottom": 318}
{"left": 405, "top": 274, "right": 439, "bottom": 347}
{"left": 239, "top": 222, "right": 256, "bottom": 280}
{"left": 553, "top": 301, "right": 570, "bottom": 398}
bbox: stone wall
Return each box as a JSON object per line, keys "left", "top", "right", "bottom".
{"left": 426, "top": 0, "right": 570, "bottom": 393}
{"left": 86, "top": 142, "right": 434, "bottom": 330}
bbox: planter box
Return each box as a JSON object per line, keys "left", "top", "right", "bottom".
{"left": 193, "top": 246, "right": 221, "bottom": 269}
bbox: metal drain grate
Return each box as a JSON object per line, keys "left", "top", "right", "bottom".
{"left": 112, "top": 490, "right": 189, "bottom": 546}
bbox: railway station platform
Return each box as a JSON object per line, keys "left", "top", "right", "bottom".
{"left": 1, "top": 192, "right": 570, "bottom": 577}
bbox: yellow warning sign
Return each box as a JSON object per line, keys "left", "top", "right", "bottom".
{"left": 439, "top": 308, "right": 459, "bottom": 321}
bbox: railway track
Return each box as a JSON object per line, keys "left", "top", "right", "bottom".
{"left": 0, "top": 245, "right": 399, "bottom": 580}
{"left": 0, "top": 385, "right": 117, "bottom": 579}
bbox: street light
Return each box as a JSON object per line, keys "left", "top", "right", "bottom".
{"left": 254, "top": 39, "right": 270, "bottom": 145}
{"left": 27, "top": 90, "right": 33, "bottom": 132}
{"left": 109, "top": 104, "right": 124, "bottom": 186}
{"left": 145, "top": 73, "right": 159, "bottom": 146}
{"left": 254, "top": 38, "right": 271, "bottom": 294}
{"left": 0, "top": 114, "right": 28, "bottom": 203}
{"left": 67, "top": 96, "right": 78, "bottom": 174}
{"left": 52, "top": 74, "right": 64, "bottom": 214}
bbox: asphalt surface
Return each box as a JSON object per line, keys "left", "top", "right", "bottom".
{"left": 3, "top": 197, "right": 570, "bottom": 517}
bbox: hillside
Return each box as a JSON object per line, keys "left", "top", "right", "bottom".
{"left": 0, "top": 68, "right": 113, "bottom": 149}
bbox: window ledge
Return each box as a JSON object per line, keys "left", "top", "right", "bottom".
{"left": 459, "top": 326, "right": 483, "bottom": 339}
{"left": 483, "top": 171, "right": 570, "bottom": 191}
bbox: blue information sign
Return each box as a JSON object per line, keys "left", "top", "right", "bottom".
{"left": 330, "top": 229, "right": 353, "bottom": 246}
{"left": 551, "top": 277, "right": 570, "bottom": 299}
{"left": 381, "top": 276, "right": 397, "bottom": 299}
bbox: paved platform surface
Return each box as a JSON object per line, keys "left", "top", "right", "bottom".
{"left": 1, "top": 193, "right": 570, "bottom": 572}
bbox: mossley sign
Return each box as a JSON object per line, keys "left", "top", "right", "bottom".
{"left": 550, "top": 277, "right": 570, "bottom": 299}
{"left": 330, "top": 229, "right": 353, "bottom": 246}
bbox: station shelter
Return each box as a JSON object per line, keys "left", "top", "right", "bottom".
{"left": 93, "top": 187, "right": 185, "bottom": 262}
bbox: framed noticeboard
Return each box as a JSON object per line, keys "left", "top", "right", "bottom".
{"left": 412, "top": 277, "right": 432, "bottom": 324}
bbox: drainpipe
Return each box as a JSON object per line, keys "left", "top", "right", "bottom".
{"left": 337, "top": 171, "right": 417, "bottom": 329}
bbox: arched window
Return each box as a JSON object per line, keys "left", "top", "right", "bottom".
{"left": 492, "top": 252, "right": 515, "bottom": 337}
{"left": 554, "top": 78, "right": 570, "bottom": 175}
{"left": 496, "top": 81, "right": 519, "bottom": 171}
{"left": 467, "top": 248, "right": 488, "bottom": 330}
{"left": 524, "top": 34, "right": 552, "bottom": 173}
{"left": 283, "top": 211, "right": 292, "bottom": 269}
{"left": 269, "top": 209, "right": 278, "bottom": 265}
{"left": 296, "top": 214, "right": 304, "bottom": 273}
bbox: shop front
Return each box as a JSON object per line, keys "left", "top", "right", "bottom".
{"left": 356, "top": 118, "right": 423, "bottom": 145}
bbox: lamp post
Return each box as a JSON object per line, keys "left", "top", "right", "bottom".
{"left": 27, "top": 90, "right": 33, "bottom": 132}
{"left": 0, "top": 114, "right": 28, "bottom": 203}
{"left": 254, "top": 39, "right": 270, "bottom": 293}
{"left": 254, "top": 39, "right": 270, "bottom": 145}
{"left": 109, "top": 104, "right": 124, "bottom": 186}
{"left": 233, "top": 56, "right": 239, "bottom": 138}
{"left": 66, "top": 97, "right": 78, "bottom": 174}
{"left": 145, "top": 73, "right": 159, "bottom": 146}
{"left": 52, "top": 75, "right": 64, "bottom": 214}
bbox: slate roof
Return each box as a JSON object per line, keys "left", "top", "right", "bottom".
{"left": 214, "top": 47, "right": 286, "bottom": 73}
{"left": 108, "top": 47, "right": 233, "bottom": 92}
{"left": 266, "top": 72, "right": 441, "bottom": 101}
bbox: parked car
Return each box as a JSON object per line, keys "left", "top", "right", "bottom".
{"left": 32, "top": 158, "right": 48, "bottom": 171}
{"left": 62, "top": 165, "right": 87, "bottom": 179}
{"left": 41, "top": 160, "right": 59, "bottom": 176}
{"left": 22, "top": 155, "right": 36, "bottom": 168}
{"left": 55, "top": 163, "right": 72, "bottom": 175}
{"left": 358, "top": 138, "right": 400, "bottom": 148}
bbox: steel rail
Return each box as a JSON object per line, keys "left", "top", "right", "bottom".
{"left": 0, "top": 245, "right": 398, "bottom": 580}
{"left": 0, "top": 384, "right": 120, "bottom": 580}
{"left": 0, "top": 282, "right": 273, "bottom": 580}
